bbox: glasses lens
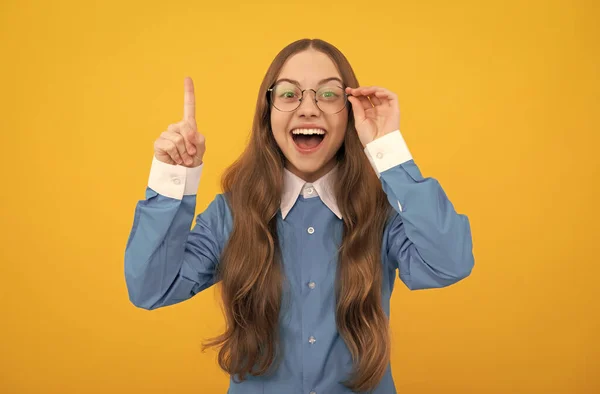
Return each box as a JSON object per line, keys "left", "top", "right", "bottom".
{"left": 270, "top": 83, "right": 347, "bottom": 113}
{"left": 271, "top": 83, "right": 302, "bottom": 112}
{"left": 315, "top": 86, "right": 346, "bottom": 114}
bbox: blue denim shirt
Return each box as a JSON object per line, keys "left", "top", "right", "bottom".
{"left": 124, "top": 131, "right": 474, "bottom": 394}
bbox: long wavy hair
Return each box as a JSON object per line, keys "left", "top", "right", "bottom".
{"left": 201, "top": 38, "right": 393, "bottom": 392}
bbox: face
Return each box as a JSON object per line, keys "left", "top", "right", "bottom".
{"left": 270, "top": 49, "right": 348, "bottom": 183}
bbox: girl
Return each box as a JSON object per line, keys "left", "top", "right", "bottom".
{"left": 125, "top": 38, "right": 474, "bottom": 394}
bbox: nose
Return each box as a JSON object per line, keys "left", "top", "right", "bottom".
{"left": 296, "top": 90, "right": 320, "bottom": 117}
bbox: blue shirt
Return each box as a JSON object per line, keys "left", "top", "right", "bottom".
{"left": 124, "top": 131, "right": 475, "bottom": 394}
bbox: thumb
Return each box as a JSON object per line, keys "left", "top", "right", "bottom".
{"left": 192, "top": 131, "right": 205, "bottom": 159}
{"left": 191, "top": 131, "right": 202, "bottom": 151}
{"left": 180, "top": 122, "right": 197, "bottom": 156}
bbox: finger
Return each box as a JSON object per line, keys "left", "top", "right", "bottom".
{"left": 369, "top": 94, "right": 383, "bottom": 106}
{"left": 353, "top": 86, "right": 374, "bottom": 95}
{"left": 374, "top": 89, "right": 398, "bottom": 108}
{"left": 349, "top": 86, "right": 397, "bottom": 109}
{"left": 163, "top": 128, "right": 193, "bottom": 165}
{"left": 357, "top": 95, "right": 373, "bottom": 109}
{"left": 180, "top": 122, "right": 198, "bottom": 156}
{"left": 346, "top": 86, "right": 378, "bottom": 97}
{"left": 347, "top": 95, "right": 365, "bottom": 121}
{"left": 372, "top": 92, "right": 390, "bottom": 108}
{"left": 156, "top": 138, "right": 183, "bottom": 165}
{"left": 160, "top": 129, "right": 187, "bottom": 164}
{"left": 348, "top": 92, "right": 372, "bottom": 111}
{"left": 183, "top": 76, "right": 196, "bottom": 122}
{"left": 360, "top": 87, "right": 379, "bottom": 96}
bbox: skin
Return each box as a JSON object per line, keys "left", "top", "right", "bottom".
{"left": 153, "top": 57, "right": 401, "bottom": 176}
{"left": 269, "top": 49, "right": 402, "bottom": 183}
{"left": 270, "top": 49, "right": 349, "bottom": 183}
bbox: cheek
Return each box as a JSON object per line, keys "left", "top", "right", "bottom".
{"left": 330, "top": 113, "right": 349, "bottom": 142}
{"left": 270, "top": 112, "right": 289, "bottom": 139}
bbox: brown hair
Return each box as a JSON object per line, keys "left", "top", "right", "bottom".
{"left": 201, "top": 38, "right": 393, "bottom": 392}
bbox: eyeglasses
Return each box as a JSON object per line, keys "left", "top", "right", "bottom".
{"left": 267, "top": 82, "right": 348, "bottom": 114}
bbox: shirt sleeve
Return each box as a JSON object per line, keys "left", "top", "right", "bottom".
{"left": 124, "top": 156, "right": 228, "bottom": 309}
{"left": 365, "top": 131, "right": 475, "bottom": 290}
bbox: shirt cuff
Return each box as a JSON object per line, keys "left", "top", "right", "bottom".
{"left": 364, "top": 130, "right": 412, "bottom": 177}
{"left": 147, "top": 155, "right": 203, "bottom": 200}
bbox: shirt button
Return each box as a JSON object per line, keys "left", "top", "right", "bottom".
{"left": 173, "top": 178, "right": 181, "bottom": 185}
{"left": 306, "top": 187, "right": 314, "bottom": 195}
{"left": 308, "top": 281, "right": 316, "bottom": 289}
{"left": 308, "top": 336, "right": 316, "bottom": 344}
{"left": 376, "top": 152, "right": 384, "bottom": 159}
{"left": 307, "top": 227, "right": 315, "bottom": 234}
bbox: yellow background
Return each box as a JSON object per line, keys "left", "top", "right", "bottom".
{"left": 1, "top": 0, "right": 598, "bottom": 393}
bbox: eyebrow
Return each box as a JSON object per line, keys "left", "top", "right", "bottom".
{"left": 274, "top": 77, "right": 344, "bottom": 87}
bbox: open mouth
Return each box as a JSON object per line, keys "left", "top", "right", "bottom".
{"left": 290, "top": 128, "right": 326, "bottom": 151}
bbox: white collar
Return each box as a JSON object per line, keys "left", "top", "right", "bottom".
{"left": 281, "top": 166, "right": 342, "bottom": 220}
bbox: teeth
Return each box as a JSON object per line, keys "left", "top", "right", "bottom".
{"left": 291, "top": 128, "right": 326, "bottom": 135}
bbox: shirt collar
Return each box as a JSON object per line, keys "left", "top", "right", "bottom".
{"left": 281, "top": 166, "right": 342, "bottom": 220}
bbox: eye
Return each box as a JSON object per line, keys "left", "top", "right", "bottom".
{"left": 318, "top": 87, "right": 341, "bottom": 100}
{"left": 274, "top": 84, "right": 300, "bottom": 100}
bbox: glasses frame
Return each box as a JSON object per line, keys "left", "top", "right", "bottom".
{"left": 267, "top": 83, "right": 349, "bottom": 114}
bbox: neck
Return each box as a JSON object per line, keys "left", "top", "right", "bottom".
{"left": 285, "top": 157, "right": 337, "bottom": 183}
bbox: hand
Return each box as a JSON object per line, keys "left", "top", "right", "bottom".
{"left": 346, "top": 86, "right": 400, "bottom": 147}
{"left": 153, "top": 77, "right": 206, "bottom": 167}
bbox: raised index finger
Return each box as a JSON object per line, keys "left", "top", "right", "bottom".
{"left": 183, "top": 76, "right": 195, "bottom": 121}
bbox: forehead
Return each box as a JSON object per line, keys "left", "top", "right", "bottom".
{"left": 277, "top": 50, "right": 341, "bottom": 87}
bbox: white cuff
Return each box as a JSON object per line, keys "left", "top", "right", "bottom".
{"left": 147, "top": 155, "right": 203, "bottom": 200}
{"left": 364, "top": 130, "right": 412, "bottom": 177}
